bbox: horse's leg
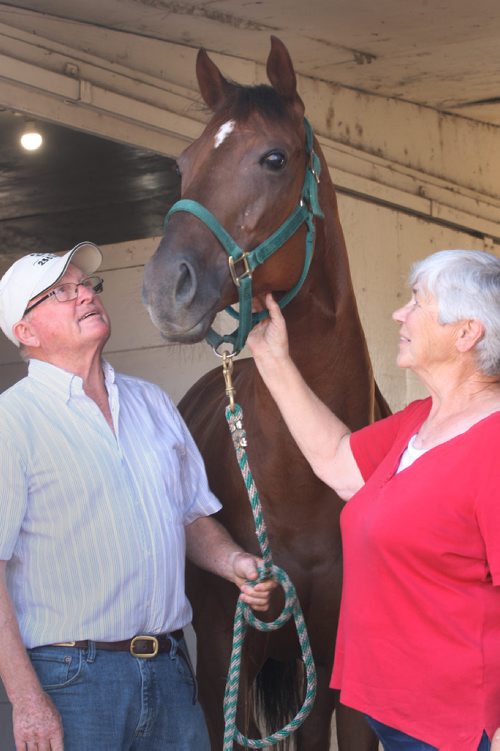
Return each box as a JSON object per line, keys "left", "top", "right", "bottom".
{"left": 188, "top": 567, "right": 238, "bottom": 749}
{"left": 196, "top": 630, "right": 230, "bottom": 748}
{"left": 195, "top": 605, "right": 269, "bottom": 749}
{"left": 334, "top": 691, "right": 379, "bottom": 751}
{"left": 294, "top": 664, "right": 336, "bottom": 750}
{"left": 197, "top": 644, "right": 265, "bottom": 750}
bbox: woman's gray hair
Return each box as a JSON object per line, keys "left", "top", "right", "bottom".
{"left": 409, "top": 249, "right": 500, "bottom": 376}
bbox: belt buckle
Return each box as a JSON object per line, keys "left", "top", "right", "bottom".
{"left": 130, "top": 635, "right": 159, "bottom": 659}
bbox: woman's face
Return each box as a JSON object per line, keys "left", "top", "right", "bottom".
{"left": 392, "top": 285, "right": 461, "bottom": 374}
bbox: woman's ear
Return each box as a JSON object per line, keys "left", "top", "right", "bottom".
{"left": 456, "top": 318, "right": 485, "bottom": 353}
{"left": 12, "top": 318, "right": 40, "bottom": 349}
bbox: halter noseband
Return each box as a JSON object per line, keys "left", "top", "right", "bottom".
{"left": 164, "top": 118, "right": 324, "bottom": 355}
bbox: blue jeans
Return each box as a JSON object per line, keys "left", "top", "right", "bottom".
{"left": 366, "top": 716, "right": 490, "bottom": 751}
{"left": 29, "top": 636, "right": 210, "bottom": 750}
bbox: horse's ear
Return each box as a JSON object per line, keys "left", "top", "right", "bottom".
{"left": 196, "top": 48, "right": 232, "bottom": 110}
{"left": 266, "top": 36, "right": 305, "bottom": 115}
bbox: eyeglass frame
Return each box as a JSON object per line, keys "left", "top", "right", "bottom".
{"left": 23, "top": 275, "right": 104, "bottom": 316}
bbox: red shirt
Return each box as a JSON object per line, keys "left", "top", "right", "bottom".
{"left": 331, "top": 398, "right": 500, "bottom": 750}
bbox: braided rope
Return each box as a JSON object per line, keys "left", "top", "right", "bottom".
{"left": 223, "top": 404, "right": 317, "bottom": 749}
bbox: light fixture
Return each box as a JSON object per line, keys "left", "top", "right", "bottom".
{"left": 20, "top": 121, "right": 43, "bottom": 151}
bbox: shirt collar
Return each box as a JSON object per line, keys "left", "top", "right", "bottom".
{"left": 28, "top": 358, "right": 116, "bottom": 401}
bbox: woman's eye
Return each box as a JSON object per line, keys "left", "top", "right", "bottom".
{"left": 260, "top": 151, "right": 287, "bottom": 170}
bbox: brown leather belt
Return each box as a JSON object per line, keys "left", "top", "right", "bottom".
{"left": 51, "top": 629, "right": 183, "bottom": 659}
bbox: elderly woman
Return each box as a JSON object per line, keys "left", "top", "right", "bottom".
{"left": 247, "top": 249, "right": 500, "bottom": 751}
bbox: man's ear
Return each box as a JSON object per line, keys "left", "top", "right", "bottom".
{"left": 456, "top": 319, "right": 485, "bottom": 353}
{"left": 12, "top": 319, "right": 40, "bottom": 348}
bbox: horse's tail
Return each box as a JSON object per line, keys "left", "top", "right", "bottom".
{"left": 254, "top": 658, "right": 304, "bottom": 750}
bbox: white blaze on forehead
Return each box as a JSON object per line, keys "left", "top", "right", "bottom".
{"left": 214, "top": 120, "right": 236, "bottom": 148}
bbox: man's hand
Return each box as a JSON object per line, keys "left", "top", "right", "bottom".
{"left": 0, "top": 561, "right": 64, "bottom": 750}
{"left": 229, "top": 552, "right": 277, "bottom": 612}
{"left": 12, "top": 690, "right": 64, "bottom": 751}
{"left": 185, "top": 517, "right": 278, "bottom": 612}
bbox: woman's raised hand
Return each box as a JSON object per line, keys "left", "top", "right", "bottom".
{"left": 247, "top": 293, "right": 290, "bottom": 363}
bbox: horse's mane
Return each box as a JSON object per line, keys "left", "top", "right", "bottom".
{"left": 212, "top": 82, "right": 290, "bottom": 122}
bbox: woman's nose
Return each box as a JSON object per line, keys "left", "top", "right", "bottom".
{"left": 392, "top": 301, "right": 409, "bottom": 323}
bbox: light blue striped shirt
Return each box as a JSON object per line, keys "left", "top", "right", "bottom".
{"left": 0, "top": 359, "right": 221, "bottom": 648}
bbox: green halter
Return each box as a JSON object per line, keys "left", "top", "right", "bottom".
{"left": 164, "top": 118, "right": 324, "bottom": 354}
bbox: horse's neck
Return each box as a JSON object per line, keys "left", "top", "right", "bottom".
{"left": 314, "top": 165, "right": 359, "bottom": 311}
{"left": 283, "top": 177, "right": 375, "bottom": 416}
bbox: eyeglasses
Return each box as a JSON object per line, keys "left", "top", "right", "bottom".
{"left": 24, "top": 276, "right": 104, "bottom": 315}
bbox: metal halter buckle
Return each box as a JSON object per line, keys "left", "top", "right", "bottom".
{"left": 228, "top": 253, "right": 252, "bottom": 287}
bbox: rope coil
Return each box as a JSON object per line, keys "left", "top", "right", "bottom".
{"left": 223, "top": 404, "right": 317, "bottom": 749}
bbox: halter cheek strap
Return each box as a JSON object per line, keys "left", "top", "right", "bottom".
{"left": 164, "top": 118, "right": 324, "bottom": 355}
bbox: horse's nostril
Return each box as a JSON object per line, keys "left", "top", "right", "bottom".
{"left": 175, "top": 261, "right": 197, "bottom": 306}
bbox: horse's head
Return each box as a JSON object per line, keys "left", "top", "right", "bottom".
{"left": 143, "top": 36, "right": 320, "bottom": 349}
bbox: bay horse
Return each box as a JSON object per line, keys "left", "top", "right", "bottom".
{"left": 143, "top": 36, "right": 389, "bottom": 750}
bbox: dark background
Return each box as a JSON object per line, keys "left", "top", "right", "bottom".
{"left": 0, "top": 109, "right": 180, "bottom": 257}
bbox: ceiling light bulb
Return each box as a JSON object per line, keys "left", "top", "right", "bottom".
{"left": 20, "top": 122, "right": 43, "bottom": 151}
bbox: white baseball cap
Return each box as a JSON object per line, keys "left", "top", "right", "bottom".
{"left": 0, "top": 242, "right": 103, "bottom": 346}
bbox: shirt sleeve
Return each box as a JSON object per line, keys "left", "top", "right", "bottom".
{"left": 167, "top": 400, "right": 222, "bottom": 525}
{"left": 349, "top": 411, "right": 404, "bottom": 481}
{"left": 474, "top": 430, "right": 500, "bottom": 585}
{"left": 0, "top": 427, "right": 28, "bottom": 560}
{"left": 349, "top": 399, "right": 430, "bottom": 481}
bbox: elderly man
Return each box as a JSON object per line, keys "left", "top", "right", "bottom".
{"left": 0, "top": 242, "right": 274, "bottom": 751}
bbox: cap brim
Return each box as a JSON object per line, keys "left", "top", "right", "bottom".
{"left": 35, "top": 242, "right": 103, "bottom": 298}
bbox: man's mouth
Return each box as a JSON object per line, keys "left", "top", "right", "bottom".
{"left": 79, "top": 310, "right": 98, "bottom": 322}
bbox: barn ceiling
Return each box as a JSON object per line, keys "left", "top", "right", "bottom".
{"left": 1, "top": 0, "right": 500, "bottom": 258}
{"left": 2, "top": 0, "right": 500, "bottom": 125}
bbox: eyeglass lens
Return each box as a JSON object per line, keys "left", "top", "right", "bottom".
{"left": 52, "top": 276, "right": 103, "bottom": 302}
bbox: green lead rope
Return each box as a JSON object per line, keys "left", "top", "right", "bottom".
{"left": 223, "top": 404, "right": 317, "bottom": 749}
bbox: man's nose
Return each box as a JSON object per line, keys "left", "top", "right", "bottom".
{"left": 76, "top": 282, "right": 94, "bottom": 302}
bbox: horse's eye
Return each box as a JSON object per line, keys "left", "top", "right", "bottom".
{"left": 260, "top": 151, "right": 287, "bottom": 171}
{"left": 174, "top": 163, "right": 182, "bottom": 178}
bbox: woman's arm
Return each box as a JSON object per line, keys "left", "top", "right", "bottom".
{"left": 247, "top": 294, "right": 364, "bottom": 500}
